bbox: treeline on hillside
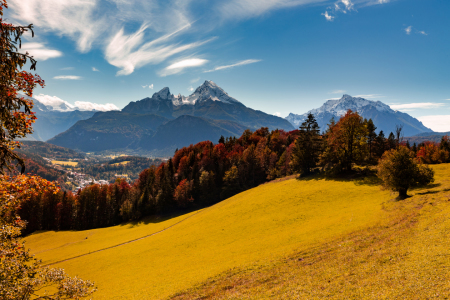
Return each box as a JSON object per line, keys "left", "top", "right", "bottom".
{"left": 78, "top": 156, "right": 164, "bottom": 183}
{"left": 18, "top": 141, "right": 85, "bottom": 159}
{"left": 8, "top": 152, "right": 69, "bottom": 188}
{"left": 17, "top": 110, "right": 450, "bottom": 234}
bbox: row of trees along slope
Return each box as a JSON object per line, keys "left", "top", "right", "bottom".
{"left": 0, "top": 1, "right": 96, "bottom": 298}
{"left": 16, "top": 110, "right": 446, "bottom": 233}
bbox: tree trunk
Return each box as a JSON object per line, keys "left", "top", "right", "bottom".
{"left": 398, "top": 188, "right": 408, "bottom": 200}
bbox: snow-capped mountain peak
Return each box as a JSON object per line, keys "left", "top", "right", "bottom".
{"left": 286, "top": 94, "right": 431, "bottom": 136}
{"left": 152, "top": 80, "right": 242, "bottom": 106}
{"left": 313, "top": 94, "right": 391, "bottom": 117}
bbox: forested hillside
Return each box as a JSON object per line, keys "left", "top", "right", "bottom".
{"left": 17, "top": 111, "right": 450, "bottom": 234}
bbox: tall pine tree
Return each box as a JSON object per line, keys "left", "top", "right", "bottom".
{"left": 291, "top": 113, "right": 322, "bottom": 176}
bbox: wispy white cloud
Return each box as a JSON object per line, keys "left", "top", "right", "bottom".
{"left": 322, "top": 0, "right": 355, "bottom": 21}
{"left": 205, "top": 59, "right": 261, "bottom": 73}
{"left": 142, "top": 84, "right": 154, "bottom": 89}
{"left": 92, "top": 67, "right": 99, "bottom": 71}
{"left": 322, "top": 11, "right": 334, "bottom": 21}
{"left": 53, "top": 75, "right": 82, "bottom": 80}
{"left": 34, "top": 94, "right": 119, "bottom": 111}
{"left": 9, "top": 0, "right": 105, "bottom": 52}
{"left": 341, "top": 0, "right": 354, "bottom": 11}
{"left": 190, "top": 77, "right": 201, "bottom": 84}
{"left": 419, "top": 30, "right": 428, "bottom": 35}
{"left": 219, "top": 0, "right": 327, "bottom": 20}
{"left": 74, "top": 101, "right": 119, "bottom": 111}
{"left": 390, "top": 102, "right": 446, "bottom": 111}
{"left": 331, "top": 90, "right": 346, "bottom": 94}
{"left": 105, "top": 23, "right": 214, "bottom": 76}
{"left": 405, "top": 26, "right": 412, "bottom": 35}
{"left": 188, "top": 86, "right": 194, "bottom": 92}
{"left": 418, "top": 115, "right": 450, "bottom": 132}
{"left": 159, "top": 58, "right": 209, "bottom": 77}
{"left": 20, "top": 42, "right": 63, "bottom": 60}
{"left": 9, "top": 0, "right": 393, "bottom": 77}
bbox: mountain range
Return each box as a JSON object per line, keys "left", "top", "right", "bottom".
{"left": 286, "top": 94, "right": 432, "bottom": 137}
{"left": 48, "top": 81, "right": 293, "bottom": 155}
{"left": 35, "top": 83, "right": 435, "bottom": 156}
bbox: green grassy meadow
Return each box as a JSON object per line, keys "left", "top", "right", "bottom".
{"left": 24, "top": 165, "right": 450, "bottom": 299}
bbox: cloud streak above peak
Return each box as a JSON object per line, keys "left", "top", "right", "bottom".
{"left": 205, "top": 59, "right": 262, "bottom": 73}
{"left": 159, "top": 58, "right": 209, "bottom": 77}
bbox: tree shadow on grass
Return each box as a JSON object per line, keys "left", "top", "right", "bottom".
{"left": 295, "top": 168, "right": 382, "bottom": 187}
{"left": 119, "top": 206, "right": 204, "bottom": 228}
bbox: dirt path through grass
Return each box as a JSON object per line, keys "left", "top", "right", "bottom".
{"left": 43, "top": 209, "right": 205, "bottom": 267}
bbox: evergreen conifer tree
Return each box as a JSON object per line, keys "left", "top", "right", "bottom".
{"left": 291, "top": 113, "right": 322, "bottom": 176}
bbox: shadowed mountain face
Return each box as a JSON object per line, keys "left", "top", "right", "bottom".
{"left": 286, "top": 94, "right": 432, "bottom": 137}
{"left": 49, "top": 81, "right": 294, "bottom": 155}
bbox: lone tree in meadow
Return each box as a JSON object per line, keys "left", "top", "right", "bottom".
{"left": 377, "top": 146, "right": 434, "bottom": 199}
{"left": 291, "top": 113, "right": 321, "bottom": 176}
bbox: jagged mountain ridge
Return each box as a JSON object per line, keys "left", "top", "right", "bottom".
{"left": 49, "top": 81, "right": 292, "bottom": 155}
{"left": 122, "top": 80, "right": 293, "bottom": 131}
{"left": 286, "top": 94, "right": 432, "bottom": 137}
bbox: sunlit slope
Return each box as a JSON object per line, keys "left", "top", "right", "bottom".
{"left": 26, "top": 174, "right": 392, "bottom": 299}
{"left": 171, "top": 164, "right": 450, "bottom": 299}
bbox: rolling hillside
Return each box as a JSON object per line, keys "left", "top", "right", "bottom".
{"left": 24, "top": 164, "right": 450, "bottom": 299}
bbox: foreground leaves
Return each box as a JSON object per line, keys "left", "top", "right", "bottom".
{"left": 0, "top": 174, "right": 96, "bottom": 299}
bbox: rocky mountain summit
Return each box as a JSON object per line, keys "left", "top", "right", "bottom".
{"left": 286, "top": 94, "right": 432, "bottom": 136}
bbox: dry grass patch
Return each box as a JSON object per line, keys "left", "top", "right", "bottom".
{"left": 51, "top": 160, "right": 78, "bottom": 166}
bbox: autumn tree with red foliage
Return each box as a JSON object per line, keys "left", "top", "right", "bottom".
{"left": 0, "top": 0, "right": 44, "bottom": 174}
{"left": 321, "top": 110, "right": 368, "bottom": 172}
{"left": 416, "top": 141, "right": 449, "bottom": 164}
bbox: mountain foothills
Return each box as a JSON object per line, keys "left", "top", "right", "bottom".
{"left": 48, "top": 81, "right": 293, "bottom": 155}
{"left": 286, "top": 94, "right": 432, "bottom": 137}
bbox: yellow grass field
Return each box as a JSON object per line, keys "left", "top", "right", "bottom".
{"left": 24, "top": 164, "right": 450, "bottom": 299}
{"left": 51, "top": 160, "right": 78, "bottom": 167}
{"left": 111, "top": 161, "right": 130, "bottom": 166}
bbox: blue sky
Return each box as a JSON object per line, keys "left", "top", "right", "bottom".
{"left": 6, "top": 0, "right": 450, "bottom": 131}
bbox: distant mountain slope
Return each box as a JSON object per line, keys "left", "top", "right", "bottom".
{"left": 18, "top": 141, "right": 85, "bottom": 159}
{"left": 404, "top": 131, "right": 450, "bottom": 144}
{"left": 286, "top": 95, "right": 432, "bottom": 137}
{"left": 24, "top": 99, "right": 96, "bottom": 141}
{"left": 48, "top": 111, "right": 169, "bottom": 152}
{"left": 139, "top": 115, "right": 248, "bottom": 152}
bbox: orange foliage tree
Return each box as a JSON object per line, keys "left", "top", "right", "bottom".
{"left": 0, "top": 175, "right": 96, "bottom": 299}
{"left": 0, "top": 0, "right": 44, "bottom": 174}
{"left": 416, "top": 141, "right": 449, "bottom": 164}
{"left": 321, "top": 110, "right": 368, "bottom": 172}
